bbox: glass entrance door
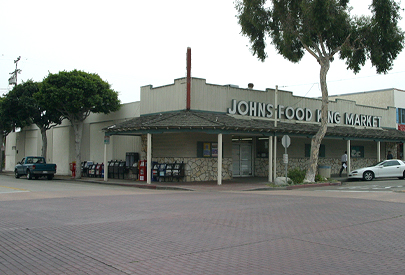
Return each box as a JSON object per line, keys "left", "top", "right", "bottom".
{"left": 232, "top": 143, "right": 252, "bottom": 177}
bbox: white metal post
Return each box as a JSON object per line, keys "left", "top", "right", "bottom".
{"left": 217, "top": 133, "right": 223, "bottom": 186}
{"left": 103, "top": 142, "right": 108, "bottom": 181}
{"left": 147, "top": 133, "right": 152, "bottom": 184}
{"left": 273, "top": 136, "right": 277, "bottom": 180}
{"left": 268, "top": 136, "right": 273, "bottom": 182}
{"left": 377, "top": 141, "right": 381, "bottom": 162}
{"left": 274, "top": 85, "right": 278, "bottom": 127}
{"left": 347, "top": 140, "right": 351, "bottom": 174}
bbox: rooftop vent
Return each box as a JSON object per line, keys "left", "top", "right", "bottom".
{"left": 224, "top": 84, "right": 239, "bottom": 88}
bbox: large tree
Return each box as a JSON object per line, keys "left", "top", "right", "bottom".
{"left": 36, "top": 70, "right": 121, "bottom": 179}
{"left": 3, "top": 80, "right": 63, "bottom": 159}
{"left": 236, "top": 0, "right": 404, "bottom": 182}
{"left": 0, "top": 96, "right": 15, "bottom": 172}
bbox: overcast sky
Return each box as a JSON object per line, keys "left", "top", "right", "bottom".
{"left": 1, "top": 0, "right": 405, "bottom": 104}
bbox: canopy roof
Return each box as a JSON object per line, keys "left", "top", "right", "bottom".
{"left": 104, "top": 110, "right": 405, "bottom": 142}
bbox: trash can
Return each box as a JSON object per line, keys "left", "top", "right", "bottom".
{"left": 318, "top": 165, "right": 331, "bottom": 178}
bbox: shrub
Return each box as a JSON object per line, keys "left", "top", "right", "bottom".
{"left": 315, "top": 174, "right": 325, "bottom": 182}
{"left": 287, "top": 168, "right": 306, "bottom": 184}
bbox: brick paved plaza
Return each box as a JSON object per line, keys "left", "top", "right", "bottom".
{"left": 1, "top": 181, "right": 405, "bottom": 274}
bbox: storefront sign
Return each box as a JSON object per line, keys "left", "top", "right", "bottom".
{"left": 228, "top": 99, "right": 382, "bottom": 127}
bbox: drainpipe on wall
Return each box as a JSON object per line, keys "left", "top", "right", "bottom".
{"left": 273, "top": 85, "right": 278, "bottom": 181}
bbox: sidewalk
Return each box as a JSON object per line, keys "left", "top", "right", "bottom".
{"left": 3, "top": 171, "right": 345, "bottom": 191}
{"left": 55, "top": 173, "right": 345, "bottom": 192}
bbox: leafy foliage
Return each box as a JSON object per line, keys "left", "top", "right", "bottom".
{"left": 0, "top": 96, "right": 14, "bottom": 137}
{"left": 37, "top": 70, "right": 121, "bottom": 122}
{"left": 236, "top": 0, "right": 404, "bottom": 182}
{"left": 236, "top": 0, "right": 404, "bottom": 73}
{"left": 315, "top": 174, "right": 325, "bottom": 182}
{"left": 4, "top": 80, "right": 62, "bottom": 130}
{"left": 287, "top": 168, "right": 306, "bottom": 184}
{"left": 36, "top": 70, "right": 121, "bottom": 178}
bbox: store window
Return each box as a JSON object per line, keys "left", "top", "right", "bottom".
{"left": 398, "top": 108, "right": 405, "bottom": 124}
{"left": 305, "top": 144, "right": 325, "bottom": 158}
{"left": 350, "top": 146, "right": 364, "bottom": 158}
{"left": 197, "top": 142, "right": 221, "bottom": 158}
{"left": 256, "top": 138, "right": 269, "bottom": 158}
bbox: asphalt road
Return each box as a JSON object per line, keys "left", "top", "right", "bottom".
{"left": 1, "top": 174, "right": 405, "bottom": 274}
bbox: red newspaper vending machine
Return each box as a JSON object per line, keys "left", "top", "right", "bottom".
{"left": 139, "top": 160, "right": 147, "bottom": 181}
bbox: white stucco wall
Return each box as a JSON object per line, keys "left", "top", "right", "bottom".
{"left": 5, "top": 101, "right": 142, "bottom": 175}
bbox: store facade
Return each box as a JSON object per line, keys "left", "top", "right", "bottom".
{"left": 104, "top": 77, "right": 405, "bottom": 184}
{"left": 6, "top": 76, "right": 405, "bottom": 183}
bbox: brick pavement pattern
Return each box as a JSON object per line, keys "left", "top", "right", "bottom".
{"left": 1, "top": 190, "right": 405, "bottom": 274}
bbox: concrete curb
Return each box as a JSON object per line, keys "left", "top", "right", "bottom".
{"left": 286, "top": 182, "right": 342, "bottom": 190}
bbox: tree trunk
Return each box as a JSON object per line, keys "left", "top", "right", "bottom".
{"left": 0, "top": 133, "right": 3, "bottom": 173}
{"left": 304, "top": 58, "right": 330, "bottom": 182}
{"left": 40, "top": 127, "right": 47, "bottom": 160}
{"left": 72, "top": 121, "right": 83, "bottom": 179}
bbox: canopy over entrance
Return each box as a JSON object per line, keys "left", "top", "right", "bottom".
{"left": 105, "top": 110, "right": 405, "bottom": 142}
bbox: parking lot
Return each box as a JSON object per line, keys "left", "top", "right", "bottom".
{"left": 1, "top": 174, "right": 405, "bottom": 274}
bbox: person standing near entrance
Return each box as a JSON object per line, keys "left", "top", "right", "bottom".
{"left": 339, "top": 151, "right": 348, "bottom": 177}
{"left": 387, "top": 151, "right": 393, "bottom": 159}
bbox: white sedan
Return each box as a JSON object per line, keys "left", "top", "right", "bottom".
{"left": 348, "top": 159, "right": 405, "bottom": 181}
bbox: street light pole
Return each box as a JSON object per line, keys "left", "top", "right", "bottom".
{"left": 8, "top": 56, "right": 21, "bottom": 86}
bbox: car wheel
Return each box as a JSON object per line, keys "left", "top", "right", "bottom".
{"left": 363, "top": 171, "right": 374, "bottom": 181}
{"left": 47, "top": 175, "right": 54, "bottom": 180}
{"left": 15, "top": 170, "right": 20, "bottom": 178}
{"left": 26, "top": 170, "right": 32, "bottom": 180}
{"left": 400, "top": 171, "right": 405, "bottom": 180}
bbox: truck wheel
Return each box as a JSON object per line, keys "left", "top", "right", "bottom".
{"left": 26, "top": 170, "right": 33, "bottom": 180}
{"left": 47, "top": 175, "right": 54, "bottom": 180}
{"left": 15, "top": 170, "right": 20, "bottom": 178}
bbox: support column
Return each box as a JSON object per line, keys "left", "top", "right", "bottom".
{"left": 273, "top": 136, "right": 277, "bottom": 180}
{"left": 217, "top": 133, "right": 223, "bottom": 186}
{"left": 147, "top": 133, "right": 152, "bottom": 184}
{"left": 103, "top": 142, "right": 108, "bottom": 181}
{"left": 347, "top": 140, "right": 351, "bottom": 174}
{"left": 377, "top": 141, "right": 381, "bottom": 162}
{"left": 403, "top": 142, "right": 405, "bottom": 160}
{"left": 268, "top": 136, "right": 273, "bottom": 182}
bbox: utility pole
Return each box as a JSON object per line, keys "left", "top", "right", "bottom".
{"left": 8, "top": 56, "right": 21, "bottom": 86}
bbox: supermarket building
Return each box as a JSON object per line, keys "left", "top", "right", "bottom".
{"left": 5, "top": 77, "right": 405, "bottom": 185}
